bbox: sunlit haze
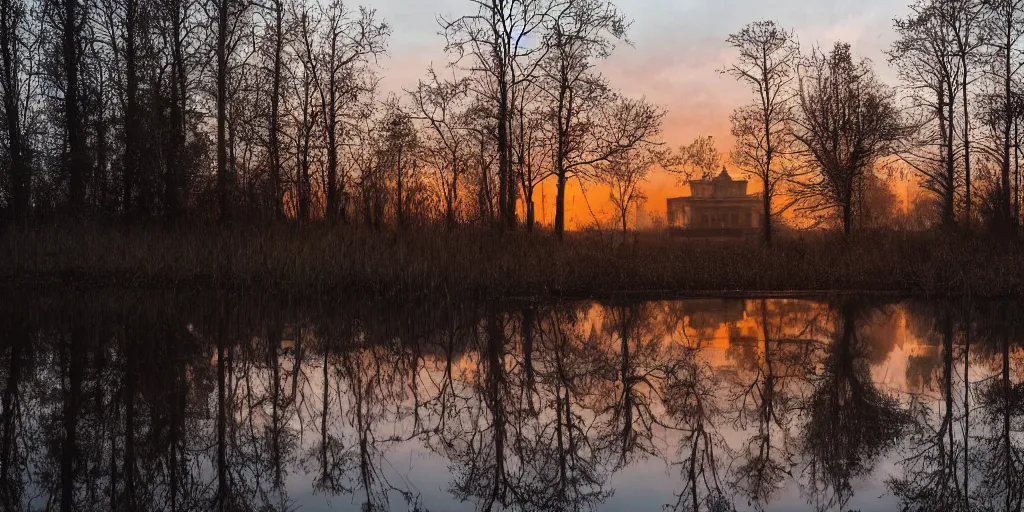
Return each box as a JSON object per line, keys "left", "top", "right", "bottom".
{"left": 374, "top": 0, "right": 913, "bottom": 228}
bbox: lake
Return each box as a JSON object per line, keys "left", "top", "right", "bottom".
{"left": 0, "top": 294, "right": 1019, "bottom": 511}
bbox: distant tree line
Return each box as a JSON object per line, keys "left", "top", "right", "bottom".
{"left": 1, "top": 0, "right": 1023, "bottom": 240}
{"left": 0, "top": 0, "right": 668, "bottom": 238}
{"left": 727, "top": 0, "right": 1024, "bottom": 243}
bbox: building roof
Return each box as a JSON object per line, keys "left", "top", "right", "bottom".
{"left": 666, "top": 166, "right": 754, "bottom": 202}
{"left": 687, "top": 166, "right": 743, "bottom": 186}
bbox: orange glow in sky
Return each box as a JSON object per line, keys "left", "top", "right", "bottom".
{"left": 373, "top": 0, "right": 920, "bottom": 229}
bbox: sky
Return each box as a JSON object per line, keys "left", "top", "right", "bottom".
{"left": 370, "top": 0, "right": 915, "bottom": 228}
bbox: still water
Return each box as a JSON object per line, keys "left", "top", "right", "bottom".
{"left": 0, "top": 294, "right": 1020, "bottom": 511}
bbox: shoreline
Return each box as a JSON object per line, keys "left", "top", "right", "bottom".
{"left": 1, "top": 223, "right": 1021, "bottom": 299}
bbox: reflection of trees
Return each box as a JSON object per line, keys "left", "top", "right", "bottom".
{"left": 971, "top": 302, "right": 1024, "bottom": 511}
{"left": 0, "top": 316, "right": 31, "bottom": 510}
{"left": 801, "top": 300, "right": 910, "bottom": 511}
{"left": 655, "top": 300, "right": 738, "bottom": 511}
{"left": 729, "top": 299, "right": 817, "bottom": 510}
{"left": 418, "top": 302, "right": 619, "bottom": 511}
{"left": 516, "top": 303, "right": 613, "bottom": 511}
{"left": 145, "top": 314, "right": 212, "bottom": 511}
{"left": 12, "top": 294, "right": 1022, "bottom": 511}
{"left": 888, "top": 302, "right": 970, "bottom": 511}
{"left": 301, "top": 311, "right": 421, "bottom": 511}
{"left": 596, "top": 302, "right": 672, "bottom": 466}
{"left": 59, "top": 319, "right": 86, "bottom": 512}
{"left": 663, "top": 338, "right": 732, "bottom": 512}
{"left": 308, "top": 319, "right": 346, "bottom": 495}
{"left": 435, "top": 305, "right": 519, "bottom": 510}
{"left": 335, "top": 345, "right": 413, "bottom": 510}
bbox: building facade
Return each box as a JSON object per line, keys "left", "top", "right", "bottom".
{"left": 667, "top": 169, "right": 760, "bottom": 236}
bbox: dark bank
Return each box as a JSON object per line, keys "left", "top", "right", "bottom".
{"left": 2, "top": 224, "right": 1023, "bottom": 299}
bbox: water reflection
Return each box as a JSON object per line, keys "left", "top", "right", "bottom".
{"left": 1, "top": 294, "right": 1023, "bottom": 511}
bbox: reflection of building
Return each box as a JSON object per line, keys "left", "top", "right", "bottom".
{"left": 667, "top": 168, "right": 760, "bottom": 236}
{"left": 684, "top": 299, "right": 747, "bottom": 332}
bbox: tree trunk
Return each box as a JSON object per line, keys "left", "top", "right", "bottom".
{"left": 299, "top": 133, "right": 310, "bottom": 222}
{"left": 497, "top": 76, "right": 511, "bottom": 231}
{"left": 325, "top": 83, "right": 339, "bottom": 221}
{"left": 95, "top": 94, "right": 110, "bottom": 213}
{"left": 962, "top": 51, "right": 972, "bottom": 230}
{"left": 947, "top": 85, "right": 957, "bottom": 229}
{"left": 0, "top": 2, "right": 28, "bottom": 221}
{"left": 478, "top": 137, "right": 493, "bottom": 226}
{"left": 269, "top": 0, "right": 283, "bottom": 220}
{"left": 123, "top": 0, "right": 139, "bottom": 220}
{"left": 164, "top": 2, "right": 186, "bottom": 222}
{"left": 761, "top": 56, "right": 773, "bottom": 246}
{"left": 1003, "top": 22, "right": 1014, "bottom": 232}
{"left": 525, "top": 197, "right": 534, "bottom": 232}
{"left": 396, "top": 143, "right": 404, "bottom": 228}
{"left": 64, "top": 0, "right": 86, "bottom": 216}
{"left": 938, "top": 82, "right": 955, "bottom": 230}
{"left": 446, "top": 162, "right": 458, "bottom": 231}
{"left": 1016, "top": 116, "right": 1020, "bottom": 230}
{"left": 216, "top": 0, "right": 230, "bottom": 222}
{"left": 554, "top": 170, "right": 567, "bottom": 240}
{"left": 843, "top": 200, "right": 853, "bottom": 237}
{"left": 762, "top": 175, "right": 772, "bottom": 245}
{"left": 553, "top": 61, "right": 569, "bottom": 240}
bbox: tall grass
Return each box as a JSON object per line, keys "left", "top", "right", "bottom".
{"left": 0, "top": 223, "right": 1019, "bottom": 298}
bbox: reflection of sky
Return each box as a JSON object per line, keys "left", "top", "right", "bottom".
{"left": 207, "top": 299, "right": 1009, "bottom": 512}
{"left": 20, "top": 299, "right": 1015, "bottom": 512}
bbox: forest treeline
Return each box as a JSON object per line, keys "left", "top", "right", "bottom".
{"left": 0, "top": 0, "right": 1021, "bottom": 242}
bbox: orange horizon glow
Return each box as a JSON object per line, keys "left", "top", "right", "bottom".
{"left": 374, "top": 0, "right": 925, "bottom": 230}
{"left": 528, "top": 163, "right": 919, "bottom": 231}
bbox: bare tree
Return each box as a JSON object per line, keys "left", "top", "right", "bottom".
{"left": 554, "top": 93, "right": 663, "bottom": 235}
{"left": 511, "top": 77, "right": 549, "bottom": 232}
{"left": 409, "top": 68, "right": 472, "bottom": 230}
{"left": 463, "top": 98, "right": 499, "bottom": 225}
{"left": 679, "top": 135, "right": 721, "bottom": 179}
{"left": 722, "top": 20, "right": 800, "bottom": 245}
{"left": 262, "top": 0, "right": 285, "bottom": 219}
{"left": 380, "top": 98, "right": 416, "bottom": 228}
{"left": 981, "top": 0, "right": 1024, "bottom": 232}
{"left": 312, "top": 1, "right": 387, "bottom": 222}
{"left": 947, "top": 0, "right": 985, "bottom": 227}
{"left": 891, "top": 0, "right": 963, "bottom": 230}
{"left": 793, "top": 43, "right": 906, "bottom": 236}
{"left": 539, "top": 0, "right": 628, "bottom": 239}
{"left": 52, "top": 0, "right": 89, "bottom": 214}
{"left": 124, "top": 0, "right": 142, "bottom": 217}
{"left": 290, "top": 2, "right": 319, "bottom": 220}
{"left": 214, "top": 0, "right": 230, "bottom": 221}
{"left": 596, "top": 144, "right": 661, "bottom": 235}
{"left": 155, "top": 0, "right": 203, "bottom": 221}
{"left": 0, "top": 0, "right": 32, "bottom": 221}
{"left": 211, "top": 0, "right": 257, "bottom": 221}
{"left": 442, "top": 0, "right": 551, "bottom": 231}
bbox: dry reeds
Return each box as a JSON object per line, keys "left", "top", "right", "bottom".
{"left": 0, "top": 223, "right": 1018, "bottom": 298}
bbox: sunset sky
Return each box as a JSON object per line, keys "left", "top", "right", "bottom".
{"left": 372, "top": 0, "right": 914, "bottom": 228}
